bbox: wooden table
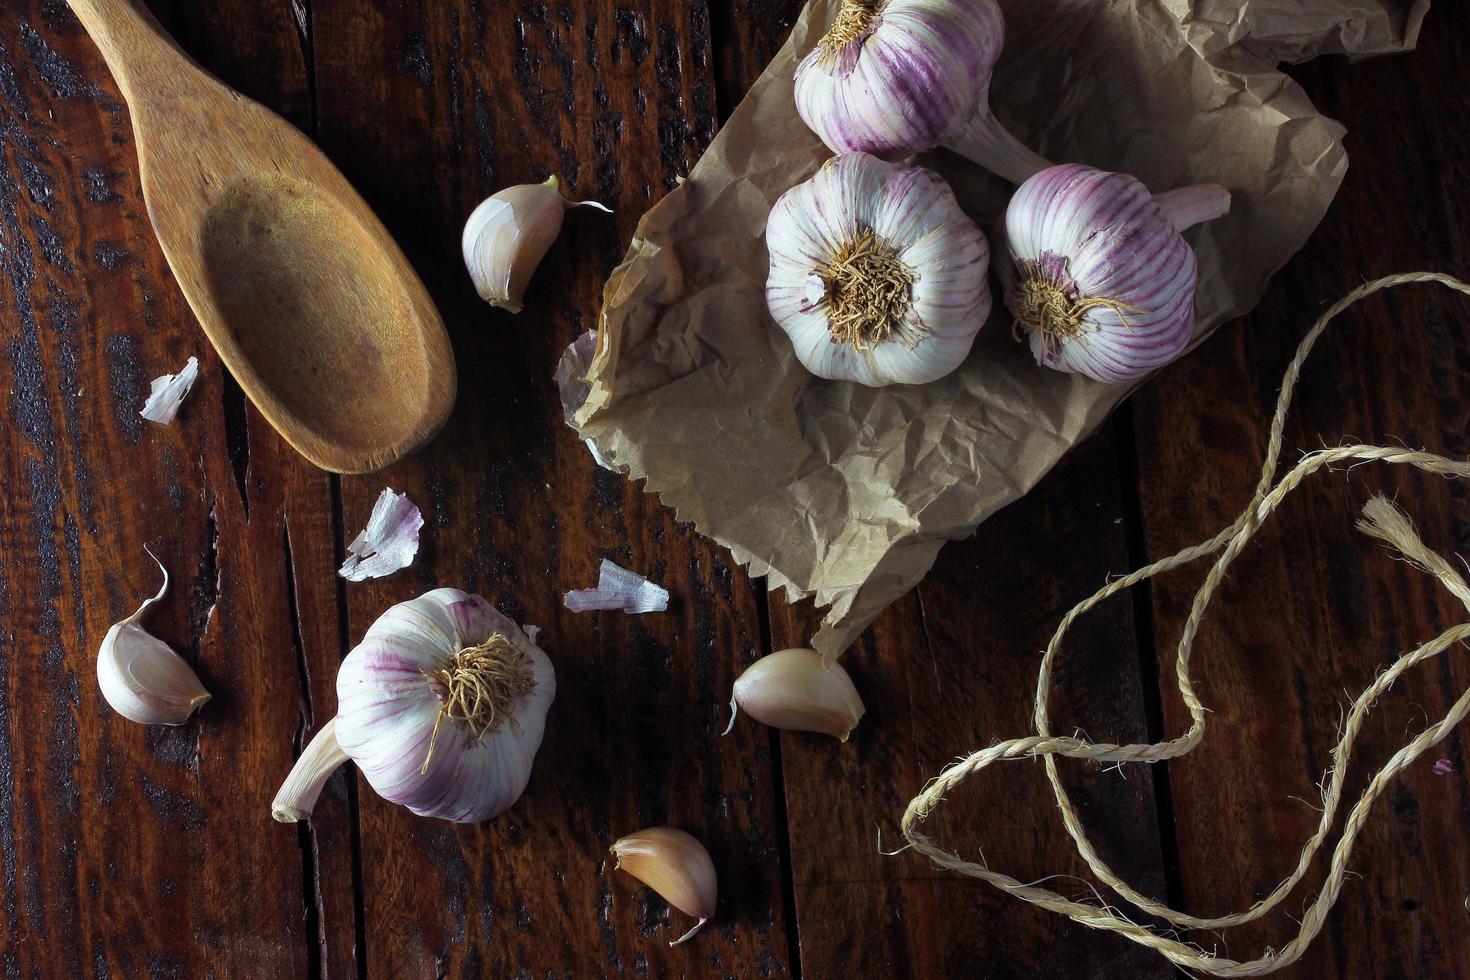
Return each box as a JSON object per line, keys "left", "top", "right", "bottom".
{"left": 2, "top": 1, "right": 1467, "bottom": 976}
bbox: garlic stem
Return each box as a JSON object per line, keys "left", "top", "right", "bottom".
{"left": 1153, "top": 183, "right": 1232, "bottom": 234}
{"left": 272, "top": 718, "right": 349, "bottom": 823}
{"left": 943, "top": 108, "right": 1054, "bottom": 186}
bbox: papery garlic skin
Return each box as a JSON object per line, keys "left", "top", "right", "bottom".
{"left": 1001, "top": 164, "right": 1230, "bottom": 383}
{"left": 333, "top": 589, "right": 556, "bottom": 823}
{"left": 611, "top": 827, "right": 717, "bottom": 946}
{"left": 462, "top": 176, "right": 610, "bottom": 313}
{"left": 794, "top": 0, "right": 1050, "bottom": 184}
{"left": 766, "top": 153, "right": 990, "bottom": 386}
{"left": 139, "top": 355, "right": 199, "bottom": 426}
{"left": 97, "top": 550, "right": 211, "bottom": 726}
{"left": 724, "top": 648, "right": 864, "bottom": 740}
{"left": 339, "top": 487, "right": 423, "bottom": 582}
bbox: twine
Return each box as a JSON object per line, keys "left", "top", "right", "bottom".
{"left": 899, "top": 272, "right": 1470, "bottom": 976}
{"left": 420, "top": 632, "right": 535, "bottom": 774}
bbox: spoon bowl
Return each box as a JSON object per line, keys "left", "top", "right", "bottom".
{"left": 68, "top": 0, "right": 455, "bottom": 473}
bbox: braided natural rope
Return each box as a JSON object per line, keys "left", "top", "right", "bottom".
{"left": 899, "top": 272, "right": 1470, "bottom": 976}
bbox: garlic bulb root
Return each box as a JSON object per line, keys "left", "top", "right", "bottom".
{"left": 272, "top": 718, "right": 349, "bottom": 823}
{"left": 820, "top": 227, "right": 917, "bottom": 352}
{"left": 610, "top": 827, "right": 717, "bottom": 946}
{"left": 419, "top": 632, "right": 535, "bottom": 773}
{"left": 724, "top": 648, "right": 865, "bottom": 741}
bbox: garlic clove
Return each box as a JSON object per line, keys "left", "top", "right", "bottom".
{"left": 97, "top": 548, "right": 211, "bottom": 726}
{"left": 723, "top": 648, "right": 864, "bottom": 741}
{"left": 272, "top": 717, "right": 350, "bottom": 823}
{"left": 462, "top": 176, "right": 610, "bottom": 313}
{"left": 610, "top": 827, "right": 717, "bottom": 946}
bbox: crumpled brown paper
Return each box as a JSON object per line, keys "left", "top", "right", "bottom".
{"left": 570, "top": 0, "right": 1426, "bottom": 662}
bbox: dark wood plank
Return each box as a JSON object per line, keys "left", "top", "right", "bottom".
{"left": 768, "top": 436, "right": 1174, "bottom": 979}
{"left": 1133, "top": 5, "right": 1470, "bottom": 976}
{"left": 0, "top": 1, "right": 351, "bottom": 975}
{"left": 308, "top": 1, "right": 792, "bottom": 974}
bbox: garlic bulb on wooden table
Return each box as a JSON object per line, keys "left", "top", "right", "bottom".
{"left": 765, "top": 152, "right": 991, "bottom": 386}
{"left": 272, "top": 589, "right": 555, "bottom": 824}
{"left": 794, "top": 0, "right": 1051, "bottom": 184}
{"left": 998, "top": 164, "right": 1231, "bottom": 383}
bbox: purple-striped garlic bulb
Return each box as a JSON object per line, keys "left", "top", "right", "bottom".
{"left": 272, "top": 589, "right": 556, "bottom": 824}
{"left": 794, "top": 0, "right": 1050, "bottom": 185}
{"left": 1000, "top": 164, "right": 1231, "bottom": 383}
{"left": 765, "top": 152, "right": 991, "bottom": 387}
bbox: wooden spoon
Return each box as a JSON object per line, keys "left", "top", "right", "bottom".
{"left": 67, "top": 0, "right": 456, "bottom": 474}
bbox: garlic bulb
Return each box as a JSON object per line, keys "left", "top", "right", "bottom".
{"left": 766, "top": 152, "right": 991, "bottom": 386}
{"left": 462, "top": 176, "right": 610, "bottom": 313}
{"left": 723, "top": 648, "right": 864, "bottom": 740}
{"left": 1000, "top": 164, "right": 1231, "bottom": 383}
{"left": 794, "top": 0, "right": 1050, "bottom": 184}
{"left": 272, "top": 589, "right": 556, "bottom": 824}
{"left": 610, "top": 827, "right": 717, "bottom": 946}
{"left": 97, "top": 549, "right": 211, "bottom": 726}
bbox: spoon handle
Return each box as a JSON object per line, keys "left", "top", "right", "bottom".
{"left": 65, "top": 0, "right": 194, "bottom": 105}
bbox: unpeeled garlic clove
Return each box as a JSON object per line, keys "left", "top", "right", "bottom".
{"left": 610, "top": 827, "right": 717, "bottom": 946}
{"left": 461, "top": 175, "right": 610, "bottom": 313}
{"left": 723, "top": 648, "right": 864, "bottom": 741}
{"left": 97, "top": 549, "right": 211, "bottom": 726}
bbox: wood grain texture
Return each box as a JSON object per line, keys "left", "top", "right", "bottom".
{"left": 308, "top": 1, "right": 790, "bottom": 975}
{"left": 2, "top": 0, "right": 1468, "bottom": 975}
{"left": 0, "top": 0, "right": 350, "bottom": 974}
{"left": 768, "top": 436, "right": 1174, "bottom": 979}
{"left": 64, "top": 0, "right": 456, "bottom": 475}
{"left": 1131, "top": 5, "right": 1470, "bottom": 976}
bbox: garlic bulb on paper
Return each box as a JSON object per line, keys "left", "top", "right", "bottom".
{"left": 272, "top": 589, "right": 555, "bottom": 824}
{"left": 462, "top": 176, "right": 610, "bottom": 313}
{"left": 766, "top": 152, "right": 990, "bottom": 386}
{"left": 723, "top": 648, "right": 864, "bottom": 740}
{"left": 1001, "top": 164, "right": 1231, "bottom": 383}
{"left": 97, "top": 549, "right": 211, "bottom": 726}
{"left": 610, "top": 827, "right": 717, "bottom": 946}
{"left": 794, "top": 0, "right": 1050, "bottom": 184}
